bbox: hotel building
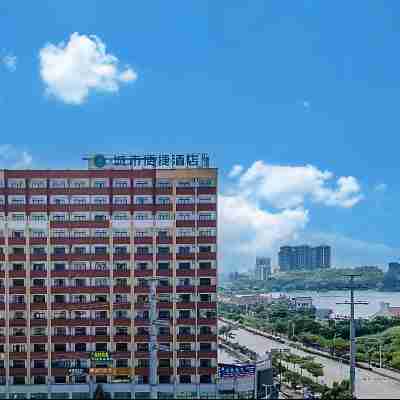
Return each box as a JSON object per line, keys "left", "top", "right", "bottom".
{"left": 0, "top": 154, "right": 218, "bottom": 399}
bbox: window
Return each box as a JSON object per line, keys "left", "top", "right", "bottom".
{"left": 200, "top": 359, "right": 211, "bottom": 368}
{"left": 179, "top": 342, "right": 192, "bottom": 352}
{"left": 158, "top": 263, "right": 170, "bottom": 271}
{"left": 177, "top": 246, "right": 191, "bottom": 255}
{"left": 179, "top": 375, "right": 191, "bottom": 384}
{"left": 200, "top": 342, "right": 212, "bottom": 352}
{"left": 116, "top": 343, "right": 128, "bottom": 352}
{"left": 32, "top": 327, "right": 46, "bottom": 336}
{"left": 178, "top": 326, "right": 192, "bottom": 337}
{"left": 13, "top": 279, "right": 25, "bottom": 287}
{"left": 54, "top": 376, "right": 67, "bottom": 384}
{"left": 34, "top": 344, "right": 46, "bottom": 353}
{"left": 75, "top": 343, "right": 86, "bottom": 352}
{"left": 116, "top": 359, "right": 129, "bottom": 368}
{"left": 159, "top": 375, "right": 171, "bottom": 384}
{"left": 12, "top": 264, "right": 25, "bottom": 272}
{"left": 137, "top": 343, "right": 149, "bottom": 352}
{"left": 200, "top": 375, "right": 212, "bottom": 384}
{"left": 199, "top": 262, "right": 212, "bottom": 270}
{"left": 113, "top": 180, "right": 129, "bottom": 188}
{"left": 96, "top": 343, "right": 108, "bottom": 351}
{"left": 13, "top": 377, "right": 26, "bottom": 385}
{"left": 115, "top": 326, "right": 128, "bottom": 336}
{"left": 75, "top": 327, "right": 86, "bottom": 336}
{"left": 95, "top": 327, "right": 108, "bottom": 336}
{"left": 33, "top": 359, "right": 46, "bottom": 368}
{"left": 158, "top": 246, "right": 170, "bottom": 255}
{"left": 199, "top": 246, "right": 212, "bottom": 253}
{"left": 179, "top": 359, "right": 192, "bottom": 368}
{"left": 137, "top": 359, "right": 149, "bottom": 368}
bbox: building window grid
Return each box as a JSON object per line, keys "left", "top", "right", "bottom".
{"left": 0, "top": 172, "right": 216, "bottom": 388}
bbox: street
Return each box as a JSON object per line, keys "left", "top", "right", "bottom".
{"left": 222, "top": 324, "right": 400, "bottom": 399}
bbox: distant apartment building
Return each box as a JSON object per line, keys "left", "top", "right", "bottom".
{"left": 278, "top": 245, "right": 331, "bottom": 271}
{"left": 254, "top": 257, "right": 271, "bottom": 281}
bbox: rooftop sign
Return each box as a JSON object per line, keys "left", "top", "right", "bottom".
{"left": 83, "top": 153, "right": 210, "bottom": 170}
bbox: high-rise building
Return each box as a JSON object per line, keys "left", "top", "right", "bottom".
{"left": 278, "top": 245, "right": 331, "bottom": 271}
{"left": 0, "top": 153, "right": 218, "bottom": 398}
{"left": 254, "top": 257, "right": 271, "bottom": 281}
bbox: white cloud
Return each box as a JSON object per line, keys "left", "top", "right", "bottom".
{"left": 374, "top": 183, "right": 387, "bottom": 192}
{"left": 237, "top": 161, "right": 363, "bottom": 209}
{"left": 228, "top": 164, "right": 244, "bottom": 178}
{"left": 39, "top": 32, "right": 137, "bottom": 105}
{"left": 0, "top": 145, "right": 33, "bottom": 169}
{"left": 2, "top": 54, "right": 17, "bottom": 72}
{"left": 219, "top": 194, "right": 308, "bottom": 270}
{"left": 219, "top": 160, "right": 364, "bottom": 271}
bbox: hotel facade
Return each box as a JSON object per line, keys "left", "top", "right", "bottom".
{"left": 0, "top": 154, "right": 218, "bottom": 399}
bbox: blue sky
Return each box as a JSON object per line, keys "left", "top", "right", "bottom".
{"left": 1, "top": 1, "right": 399, "bottom": 271}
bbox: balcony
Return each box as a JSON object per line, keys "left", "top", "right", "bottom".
{"left": 134, "top": 269, "right": 153, "bottom": 277}
{"left": 198, "top": 302, "right": 217, "bottom": 310}
{"left": 156, "top": 268, "right": 172, "bottom": 277}
{"left": 198, "top": 318, "right": 217, "bottom": 326}
{"left": 176, "top": 187, "right": 195, "bottom": 195}
{"left": 176, "top": 253, "right": 195, "bottom": 261}
{"left": 197, "top": 203, "right": 217, "bottom": 212}
{"left": 197, "top": 220, "right": 216, "bottom": 228}
{"left": 176, "top": 220, "right": 195, "bottom": 228}
{"left": 198, "top": 285, "right": 217, "bottom": 293}
{"left": 113, "top": 236, "right": 130, "bottom": 245}
{"left": 177, "top": 367, "right": 196, "bottom": 375}
{"left": 176, "top": 318, "right": 195, "bottom": 325}
{"left": 176, "top": 204, "right": 195, "bottom": 212}
{"left": 176, "top": 236, "right": 195, "bottom": 245}
{"left": 134, "top": 254, "right": 153, "bottom": 262}
{"left": 156, "top": 236, "right": 172, "bottom": 245}
{"left": 135, "top": 286, "right": 150, "bottom": 294}
{"left": 198, "top": 350, "right": 218, "bottom": 358}
{"left": 197, "top": 187, "right": 216, "bottom": 195}
{"left": 198, "top": 268, "right": 217, "bottom": 277}
{"left": 198, "top": 334, "right": 217, "bottom": 342}
{"left": 176, "top": 269, "right": 195, "bottom": 277}
{"left": 198, "top": 252, "right": 216, "bottom": 260}
{"left": 156, "top": 253, "right": 172, "bottom": 261}
{"left": 134, "top": 237, "right": 153, "bottom": 245}
{"left": 113, "top": 253, "right": 130, "bottom": 261}
{"left": 176, "top": 285, "right": 195, "bottom": 293}
{"left": 8, "top": 254, "right": 26, "bottom": 262}
{"left": 198, "top": 236, "right": 217, "bottom": 244}
{"left": 51, "top": 286, "right": 109, "bottom": 294}
{"left": 8, "top": 238, "right": 26, "bottom": 245}
{"left": 176, "top": 302, "right": 195, "bottom": 310}
{"left": 9, "top": 368, "right": 27, "bottom": 376}
{"left": 9, "top": 319, "right": 27, "bottom": 327}
{"left": 176, "top": 334, "right": 195, "bottom": 342}
{"left": 50, "top": 220, "right": 109, "bottom": 229}
{"left": 114, "top": 285, "right": 130, "bottom": 293}
{"left": 156, "top": 286, "right": 172, "bottom": 294}
{"left": 134, "top": 318, "right": 150, "bottom": 326}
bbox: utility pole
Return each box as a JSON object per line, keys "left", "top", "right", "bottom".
{"left": 337, "top": 274, "right": 368, "bottom": 399}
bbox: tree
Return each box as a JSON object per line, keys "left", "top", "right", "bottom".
{"left": 321, "top": 381, "right": 352, "bottom": 400}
